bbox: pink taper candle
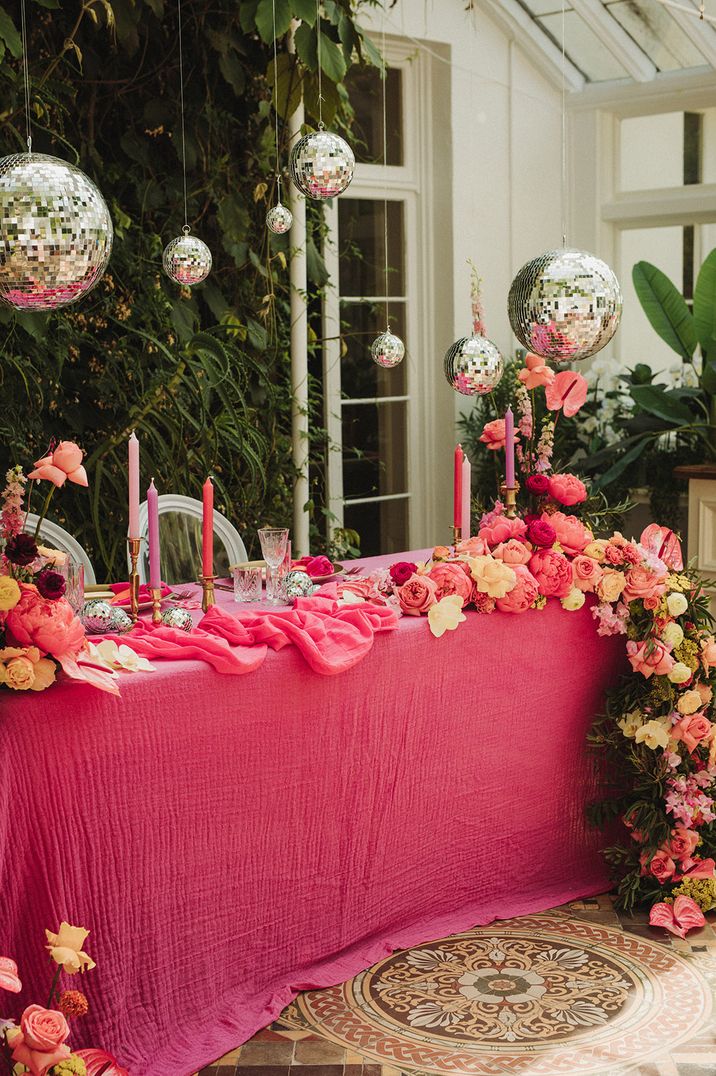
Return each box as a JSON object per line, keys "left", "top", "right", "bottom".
{"left": 454, "top": 444, "right": 464, "bottom": 531}
{"left": 147, "top": 479, "right": 161, "bottom": 590}
{"left": 128, "top": 431, "right": 140, "bottom": 539}
{"left": 461, "top": 456, "right": 471, "bottom": 539}
{"left": 504, "top": 408, "right": 515, "bottom": 487}
{"left": 202, "top": 476, "right": 214, "bottom": 578}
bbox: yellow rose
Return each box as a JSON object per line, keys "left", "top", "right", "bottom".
{"left": 635, "top": 719, "right": 671, "bottom": 751}
{"left": 677, "top": 689, "right": 703, "bottom": 715}
{"left": 596, "top": 569, "right": 626, "bottom": 603}
{"left": 668, "top": 662, "right": 692, "bottom": 685}
{"left": 583, "top": 540, "right": 608, "bottom": 562}
{"left": 4, "top": 655, "right": 35, "bottom": 690}
{"left": 30, "top": 658, "right": 56, "bottom": 692}
{"left": 45, "top": 922, "right": 96, "bottom": 974}
{"left": 561, "top": 587, "right": 585, "bottom": 611}
{"left": 468, "top": 555, "right": 516, "bottom": 599}
{"left": 0, "top": 576, "right": 21, "bottom": 612}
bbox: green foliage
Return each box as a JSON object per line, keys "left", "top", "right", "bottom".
{"left": 632, "top": 261, "right": 697, "bottom": 361}
{"left": 0, "top": 0, "right": 380, "bottom": 575}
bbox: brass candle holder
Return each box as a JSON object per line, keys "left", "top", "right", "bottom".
{"left": 127, "top": 537, "right": 142, "bottom": 623}
{"left": 200, "top": 573, "right": 216, "bottom": 613}
{"left": 500, "top": 480, "right": 521, "bottom": 519}
{"left": 150, "top": 586, "right": 163, "bottom": 625}
{"left": 451, "top": 524, "right": 462, "bottom": 548}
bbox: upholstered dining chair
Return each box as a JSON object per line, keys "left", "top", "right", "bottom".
{"left": 133, "top": 494, "right": 248, "bottom": 585}
{"left": 24, "top": 512, "right": 97, "bottom": 585}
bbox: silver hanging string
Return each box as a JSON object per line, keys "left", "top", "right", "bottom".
{"left": 177, "top": 0, "right": 189, "bottom": 232}
{"left": 382, "top": 21, "right": 390, "bottom": 333}
{"left": 561, "top": 0, "right": 566, "bottom": 248}
{"left": 20, "top": 0, "right": 32, "bottom": 151}
{"left": 316, "top": 0, "right": 324, "bottom": 129}
{"left": 271, "top": 0, "right": 282, "bottom": 195}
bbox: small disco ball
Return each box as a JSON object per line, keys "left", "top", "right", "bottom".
{"left": 162, "top": 231, "right": 212, "bottom": 286}
{"left": 444, "top": 335, "right": 504, "bottom": 396}
{"left": 508, "top": 248, "right": 622, "bottom": 362}
{"left": 0, "top": 152, "right": 113, "bottom": 310}
{"left": 284, "top": 570, "right": 315, "bottom": 599}
{"left": 371, "top": 331, "right": 405, "bottom": 369}
{"left": 161, "top": 607, "right": 193, "bottom": 632}
{"left": 289, "top": 130, "right": 355, "bottom": 199}
{"left": 266, "top": 202, "right": 293, "bottom": 234}
{"left": 80, "top": 600, "right": 113, "bottom": 634}
{"left": 108, "top": 606, "right": 133, "bottom": 634}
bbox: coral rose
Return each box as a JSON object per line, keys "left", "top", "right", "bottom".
{"left": 667, "top": 827, "right": 699, "bottom": 862}
{"left": 529, "top": 549, "right": 573, "bottom": 598}
{"left": 468, "top": 555, "right": 517, "bottom": 599}
{"left": 527, "top": 519, "right": 556, "bottom": 548}
{"left": 428, "top": 562, "right": 474, "bottom": 607}
{"left": 547, "top": 511, "right": 592, "bottom": 555}
{"left": 479, "top": 515, "right": 527, "bottom": 548}
{"left": 495, "top": 564, "right": 539, "bottom": 613}
{"left": 626, "top": 639, "right": 675, "bottom": 679}
{"left": 622, "top": 565, "right": 668, "bottom": 604}
{"left": 646, "top": 850, "right": 676, "bottom": 883}
{"left": 545, "top": 370, "right": 588, "bottom": 416}
{"left": 4, "top": 586, "right": 85, "bottom": 662}
{"left": 479, "top": 418, "right": 506, "bottom": 451}
{"left": 548, "top": 473, "right": 587, "bottom": 507}
{"left": 396, "top": 574, "right": 438, "bottom": 616}
{"left": 29, "top": 440, "right": 88, "bottom": 488}
{"left": 596, "top": 568, "right": 626, "bottom": 603}
{"left": 7, "top": 1005, "right": 72, "bottom": 1076}
{"left": 517, "top": 352, "right": 554, "bottom": 390}
{"left": 672, "top": 713, "right": 712, "bottom": 754}
{"left": 572, "top": 554, "right": 603, "bottom": 593}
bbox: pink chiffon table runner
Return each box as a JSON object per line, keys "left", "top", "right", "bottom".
{"left": 0, "top": 550, "right": 624, "bottom": 1075}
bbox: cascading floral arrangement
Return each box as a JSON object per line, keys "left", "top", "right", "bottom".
{"left": 336, "top": 352, "right": 716, "bottom": 934}
{"left": 1, "top": 922, "right": 128, "bottom": 1075}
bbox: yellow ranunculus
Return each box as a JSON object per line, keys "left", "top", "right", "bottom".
{"left": 668, "top": 662, "right": 692, "bottom": 685}
{"left": 561, "top": 587, "right": 585, "bottom": 611}
{"left": 635, "top": 719, "right": 671, "bottom": 751}
{"left": 428, "top": 595, "right": 467, "bottom": 639}
{"left": 468, "top": 555, "right": 516, "bottom": 599}
{"left": 661, "top": 622, "right": 684, "bottom": 649}
{"left": 45, "top": 922, "right": 96, "bottom": 974}
{"left": 0, "top": 576, "right": 21, "bottom": 612}
{"left": 667, "top": 592, "right": 688, "bottom": 617}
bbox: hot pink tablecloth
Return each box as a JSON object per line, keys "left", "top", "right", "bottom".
{"left": 0, "top": 551, "right": 625, "bottom": 1075}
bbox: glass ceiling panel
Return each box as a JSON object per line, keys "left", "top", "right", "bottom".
{"left": 606, "top": 0, "right": 705, "bottom": 71}
{"left": 540, "top": 9, "right": 630, "bottom": 81}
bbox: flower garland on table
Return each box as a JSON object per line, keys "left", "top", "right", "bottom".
{"left": 1, "top": 922, "right": 128, "bottom": 1075}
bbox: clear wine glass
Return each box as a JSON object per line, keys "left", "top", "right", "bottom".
{"left": 257, "top": 528, "right": 289, "bottom": 603}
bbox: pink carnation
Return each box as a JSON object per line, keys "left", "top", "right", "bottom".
{"left": 529, "top": 549, "right": 573, "bottom": 598}
{"left": 495, "top": 564, "right": 539, "bottom": 613}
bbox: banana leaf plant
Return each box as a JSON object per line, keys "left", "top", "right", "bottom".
{"left": 578, "top": 249, "right": 716, "bottom": 489}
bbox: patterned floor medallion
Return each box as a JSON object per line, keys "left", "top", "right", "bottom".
{"left": 288, "top": 914, "right": 711, "bottom": 1075}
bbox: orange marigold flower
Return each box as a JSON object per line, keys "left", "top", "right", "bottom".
{"left": 59, "top": 989, "right": 89, "bottom": 1018}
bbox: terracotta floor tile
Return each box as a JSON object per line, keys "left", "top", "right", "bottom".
{"left": 237, "top": 1041, "right": 295, "bottom": 1066}
{"left": 293, "top": 1039, "right": 347, "bottom": 1064}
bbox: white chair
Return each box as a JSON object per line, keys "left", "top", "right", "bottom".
{"left": 24, "top": 513, "right": 97, "bottom": 585}
{"left": 133, "top": 494, "right": 248, "bottom": 585}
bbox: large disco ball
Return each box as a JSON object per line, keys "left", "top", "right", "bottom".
{"left": 163, "top": 232, "right": 212, "bottom": 286}
{"left": 444, "top": 335, "right": 504, "bottom": 396}
{"left": 371, "top": 330, "right": 405, "bottom": 369}
{"left": 508, "top": 248, "right": 622, "bottom": 362}
{"left": 289, "top": 130, "right": 355, "bottom": 199}
{"left": 0, "top": 152, "right": 113, "bottom": 310}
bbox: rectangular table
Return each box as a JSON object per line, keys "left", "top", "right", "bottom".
{"left": 0, "top": 552, "right": 625, "bottom": 1075}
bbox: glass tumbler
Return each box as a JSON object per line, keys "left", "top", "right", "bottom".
{"left": 257, "top": 527, "right": 289, "bottom": 603}
{"left": 233, "top": 566, "right": 262, "bottom": 603}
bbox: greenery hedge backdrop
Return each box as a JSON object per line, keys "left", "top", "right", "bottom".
{"left": 0, "top": 0, "right": 379, "bottom": 575}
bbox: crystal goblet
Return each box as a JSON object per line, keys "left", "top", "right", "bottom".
{"left": 257, "top": 528, "right": 289, "bottom": 603}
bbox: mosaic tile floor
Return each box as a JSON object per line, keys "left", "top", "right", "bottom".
{"left": 197, "top": 894, "right": 716, "bottom": 1076}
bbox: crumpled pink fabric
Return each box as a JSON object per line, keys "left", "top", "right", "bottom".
{"left": 102, "top": 618, "right": 266, "bottom": 675}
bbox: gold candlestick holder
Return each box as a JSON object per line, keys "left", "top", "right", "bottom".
{"left": 150, "top": 586, "right": 163, "bottom": 625}
{"left": 500, "top": 480, "right": 521, "bottom": 519}
{"left": 451, "top": 524, "right": 462, "bottom": 548}
{"left": 127, "top": 537, "right": 142, "bottom": 623}
{"left": 200, "top": 573, "right": 216, "bottom": 613}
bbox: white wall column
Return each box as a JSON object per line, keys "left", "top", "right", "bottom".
{"left": 288, "top": 96, "right": 310, "bottom": 556}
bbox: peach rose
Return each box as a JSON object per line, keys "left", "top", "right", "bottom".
{"left": 478, "top": 515, "right": 527, "bottom": 548}
{"left": 29, "top": 440, "right": 88, "bottom": 488}
{"left": 547, "top": 511, "right": 592, "bottom": 555}
{"left": 7, "top": 1005, "right": 71, "bottom": 1076}
{"left": 455, "top": 536, "right": 490, "bottom": 557}
{"left": 396, "top": 574, "right": 438, "bottom": 616}
{"left": 495, "top": 564, "right": 539, "bottom": 613}
{"left": 492, "top": 538, "right": 532, "bottom": 565}
{"left": 572, "top": 554, "right": 603, "bottom": 593}
{"left": 479, "top": 418, "right": 506, "bottom": 451}
{"left": 672, "top": 712, "right": 712, "bottom": 754}
{"left": 626, "top": 639, "right": 675, "bottom": 679}
{"left": 4, "top": 585, "right": 85, "bottom": 660}
{"left": 528, "top": 549, "right": 573, "bottom": 598}
{"left": 596, "top": 568, "right": 626, "bottom": 604}
{"left": 428, "top": 562, "right": 474, "bottom": 607}
{"left": 468, "top": 555, "right": 517, "bottom": 599}
{"left": 3, "top": 655, "right": 35, "bottom": 690}
{"left": 548, "top": 473, "right": 587, "bottom": 507}
{"left": 622, "top": 565, "right": 668, "bottom": 604}
{"left": 696, "top": 682, "right": 713, "bottom": 707}
{"left": 700, "top": 636, "right": 716, "bottom": 670}
{"left": 517, "top": 352, "right": 554, "bottom": 390}
{"left": 431, "top": 545, "right": 452, "bottom": 562}
{"left": 0, "top": 646, "right": 56, "bottom": 692}
{"left": 583, "top": 539, "right": 608, "bottom": 562}
{"left": 667, "top": 827, "right": 699, "bottom": 862}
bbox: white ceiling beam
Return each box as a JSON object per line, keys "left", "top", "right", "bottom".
{"left": 570, "top": 0, "right": 657, "bottom": 82}
{"left": 483, "top": 0, "right": 586, "bottom": 92}
{"left": 658, "top": 0, "right": 716, "bottom": 70}
{"left": 568, "top": 64, "right": 716, "bottom": 113}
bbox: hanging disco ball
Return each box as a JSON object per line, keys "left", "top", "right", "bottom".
{"left": 289, "top": 130, "right": 355, "bottom": 199}
{"left": 266, "top": 202, "right": 293, "bottom": 234}
{"left": 508, "top": 248, "right": 622, "bottom": 362}
{"left": 444, "top": 334, "right": 504, "bottom": 396}
{"left": 371, "top": 330, "right": 405, "bottom": 369}
{"left": 162, "top": 231, "right": 212, "bottom": 286}
{"left": 0, "top": 152, "right": 113, "bottom": 310}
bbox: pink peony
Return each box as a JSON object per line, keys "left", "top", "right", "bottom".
{"left": 545, "top": 370, "right": 588, "bottom": 416}
{"left": 495, "top": 564, "right": 539, "bottom": 613}
{"left": 517, "top": 352, "right": 555, "bottom": 390}
{"left": 28, "top": 440, "right": 88, "bottom": 488}
{"left": 529, "top": 548, "right": 573, "bottom": 598}
{"left": 389, "top": 561, "right": 417, "bottom": 586}
{"left": 428, "top": 562, "right": 473, "bottom": 607}
{"left": 4, "top": 584, "right": 85, "bottom": 661}
{"left": 547, "top": 510, "right": 592, "bottom": 555}
{"left": 479, "top": 418, "right": 506, "bottom": 451}
{"left": 572, "top": 554, "right": 603, "bottom": 593}
{"left": 672, "top": 712, "right": 712, "bottom": 754}
{"left": 396, "top": 574, "right": 438, "bottom": 616}
{"left": 492, "top": 538, "right": 532, "bottom": 565}
{"left": 622, "top": 564, "right": 668, "bottom": 604}
{"left": 455, "top": 536, "right": 489, "bottom": 557}
{"left": 626, "top": 639, "right": 675, "bottom": 679}
{"left": 548, "top": 473, "right": 587, "bottom": 506}
{"left": 479, "top": 515, "right": 527, "bottom": 548}
{"left": 527, "top": 519, "right": 556, "bottom": 548}
{"left": 7, "top": 1005, "right": 71, "bottom": 1076}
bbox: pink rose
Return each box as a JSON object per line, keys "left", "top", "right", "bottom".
{"left": 495, "top": 564, "right": 539, "bottom": 613}
{"left": 547, "top": 511, "right": 591, "bottom": 555}
{"left": 527, "top": 519, "right": 556, "bottom": 548}
{"left": 7, "top": 1005, "right": 71, "bottom": 1076}
{"left": 667, "top": 827, "right": 699, "bottom": 862}
{"left": 700, "top": 636, "right": 716, "bottom": 670}
{"left": 428, "top": 562, "right": 473, "bottom": 607}
{"left": 646, "top": 850, "right": 676, "bottom": 883}
{"left": 479, "top": 515, "right": 527, "bottom": 548}
{"left": 525, "top": 474, "right": 550, "bottom": 496}
{"left": 397, "top": 574, "right": 438, "bottom": 616}
{"left": 492, "top": 538, "right": 532, "bottom": 565}
{"left": 626, "top": 639, "right": 675, "bottom": 679}
{"left": 548, "top": 473, "right": 587, "bottom": 507}
{"left": 517, "top": 352, "right": 555, "bottom": 390}
{"left": 479, "top": 418, "right": 506, "bottom": 451}
{"left": 304, "top": 555, "right": 334, "bottom": 578}
{"left": 389, "top": 561, "right": 417, "bottom": 586}
{"left": 622, "top": 565, "right": 668, "bottom": 603}
{"left": 4, "top": 584, "right": 85, "bottom": 661}
{"left": 673, "top": 712, "right": 712, "bottom": 754}
{"left": 545, "top": 370, "right": 588, "bottom": 416}
{"left": 572, "top": 554, "right": 603, "bottom": 593}
{"left": 529, "top": 549, "right": 573, "bottom": 598}
{"left": 28, "top": 440, "right": 88, "bottom": 488}
{"left": 455, "top": 536, "right": 489, "bottom": 557}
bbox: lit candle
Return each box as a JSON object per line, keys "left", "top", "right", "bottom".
{"left": 147, "top": 479, "right": 161, "bottom": 591}
{"left": 128, "top": 431, "right": 140, "bottom": 539}
{"left": 504, "top": 407, "right": 515, "bottom": 488}
{"left": 461, "top": 456, "right": 471, "bottom": 539}
{"left": 202, "top": 476, "right": 214, "bottom": 578}
{"left": 454, "top": 444, "right": 464, "bottom": 531}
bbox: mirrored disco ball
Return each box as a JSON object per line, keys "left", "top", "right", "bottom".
{"left": 508, "top": 248, "right": 622, "bottom": 362}
{"left": 371, "top": 331, "right": 405, "bottom": 369}
{"left": 266, "top": 202, "right": 293, "bottom": 234}
{"left": 444, "top": 335, "right": 504, "bottom": 396}
{"left": 162, "top": 233, "right": 212, "bottom": 285}
{"left": 0, "top": 152, "right": 113, "bottom": 310}
{"left": 289, "top": 130, "right": 355, "bottom": 199}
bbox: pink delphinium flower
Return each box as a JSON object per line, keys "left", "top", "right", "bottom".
{"left": 535, "top": 418, "right": 555, "bottom": 472}
{"left": 515, "top": 383, "right": 533, "bottom": 439}
{"left": 1, "top": 465, "right": 27, "bottom": 541}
